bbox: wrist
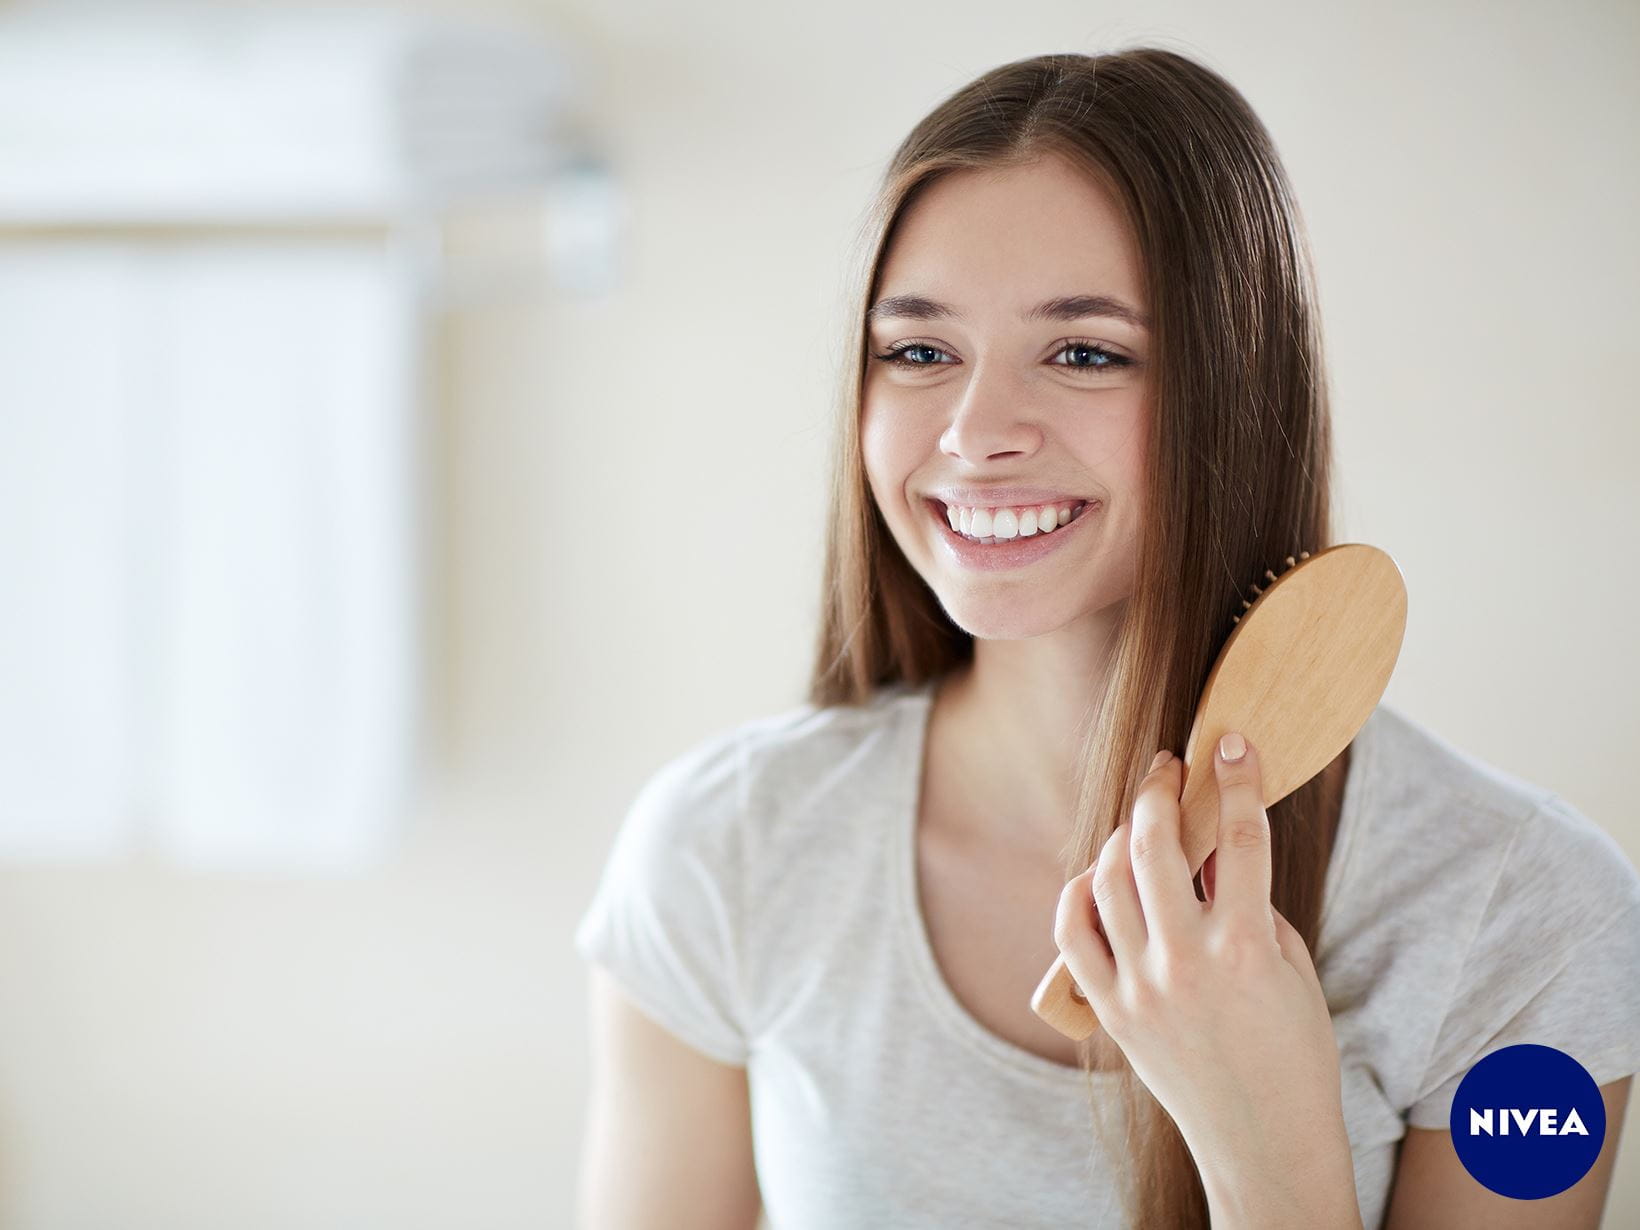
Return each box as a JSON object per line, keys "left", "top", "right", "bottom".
{"left": 1191, "top": 1116, "right": 1362, "bottom": 1230}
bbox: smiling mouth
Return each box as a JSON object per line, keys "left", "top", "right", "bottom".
{"left": 926, "top": 498, "right": 1095, "bottom": 544}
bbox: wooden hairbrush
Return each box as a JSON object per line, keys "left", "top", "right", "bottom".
{"left": 1029, "top": 542, "right": 1408, "bottom": 1041}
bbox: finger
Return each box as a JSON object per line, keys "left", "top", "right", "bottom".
{"left": 1091, "top": 819, "right": 1146, "bottom": 961}
{"left": 1054, "top": 863, "right": 1115, "bottom": 1005}
{"left": 1211, "top": 730, "right": 1272, "bottom": 923}
{"left": 1127, "top": 750, "right": 1198, "bottom": 939}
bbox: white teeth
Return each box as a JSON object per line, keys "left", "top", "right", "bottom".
{"left": 942, "top": 500, "right": 1089, "bottom": 543}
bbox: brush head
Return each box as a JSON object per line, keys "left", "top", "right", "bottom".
{"left": 1174, "top": 543, "right": 1407, "bottom": 854}
{"left": 1031, "top": 542, "right": 1408, "bottom": 1040}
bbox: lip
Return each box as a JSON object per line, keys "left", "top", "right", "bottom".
{"left": 924, "top": 497, "right": 1099, "bottom": 572}
{"left": 927, "top": 486, "right": 1094, "bottom": 507}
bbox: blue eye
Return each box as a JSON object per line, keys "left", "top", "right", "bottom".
{"left": 871, "top": 339, "right": 1134, "bottom": 376}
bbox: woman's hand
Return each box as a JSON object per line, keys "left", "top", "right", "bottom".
{"left": 1053, "top": 734, "right": 1357, "bottom": 1215}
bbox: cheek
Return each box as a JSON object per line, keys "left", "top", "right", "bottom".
{"left": 858, "top": 404, "right": 889, "bottom": 502}
{"left": 859, "top": 396, "right": 918, "bottom": 500}
{"left": 1074, "top": 399, "right": 1150, "bottom": 493}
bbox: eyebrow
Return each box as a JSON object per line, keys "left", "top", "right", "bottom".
{"left": 865, "top": 292, "right": 1150, "bottom": 332}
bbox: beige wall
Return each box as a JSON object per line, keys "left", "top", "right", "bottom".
{"left": 1, "top": 0, "right": 1636, "bottom": 1226}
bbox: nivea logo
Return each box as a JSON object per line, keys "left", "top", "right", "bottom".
{"left": 1450, "top": 1044, "right": 1606, "bottom": 1199}
{"left": 1468, "top": 1106, "right": 1590, "bottom": 1136}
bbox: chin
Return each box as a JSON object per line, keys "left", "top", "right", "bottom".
{"left": 935, "top": 589, "right": 1132, "bottom": 642}
{"left": 935, "top": 597, "right": 1082, "bottom": 641}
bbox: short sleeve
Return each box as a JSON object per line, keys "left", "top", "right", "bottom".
{"left": 1406, "top": 794, "right": 1640, "bottom": 1128}
{"left": 573, "top": 733, "right": 751, "bottom": 1066}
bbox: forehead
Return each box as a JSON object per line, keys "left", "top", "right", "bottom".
{"left": 874, "top": 156, "right": 1145, "bottom": 317}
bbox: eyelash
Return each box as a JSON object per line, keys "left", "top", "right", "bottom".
{"left": 871, "top": 338, "right": 1135, "bottom": 376}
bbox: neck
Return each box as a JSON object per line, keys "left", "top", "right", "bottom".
{"left": 932, "top": 609, "right": 1122, "bottom": 858}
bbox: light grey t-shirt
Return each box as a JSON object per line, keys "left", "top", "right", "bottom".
{"left": 572, "top": 678, "right": 1640, "bottom": 1229}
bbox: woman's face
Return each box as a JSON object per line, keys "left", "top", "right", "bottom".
{"left": 861, "top": 154, "right": 1151, "bottom": 641}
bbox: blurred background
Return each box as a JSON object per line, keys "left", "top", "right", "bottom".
{"left": 0, "top": 0, "right": 1635, "bottom": 1226}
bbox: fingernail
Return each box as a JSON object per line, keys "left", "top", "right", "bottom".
{"left": 1219, "top": 731, "right": 1246, "bottom": 762}
{"left": 1149, "top": 749, "right": 1173, "bottom": 771}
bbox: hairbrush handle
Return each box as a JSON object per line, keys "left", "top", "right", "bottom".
{"left": 1031, "top": 765, "right": 1225, "bottom": 1039}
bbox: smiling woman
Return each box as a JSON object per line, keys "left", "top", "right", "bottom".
{"left": 860, "top": 153, "right": 1151, "bottom": 645}
{"left": 574, "top": 46, "right": 1640, "bottom": 1230}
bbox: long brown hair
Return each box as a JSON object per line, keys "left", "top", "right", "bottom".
{"left": 806, "top": 47, "right": 1353, "bottom": 1228}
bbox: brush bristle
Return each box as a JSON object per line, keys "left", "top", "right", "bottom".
{"left": 1229, "top": 547, "right": 1316, "bottom": 629}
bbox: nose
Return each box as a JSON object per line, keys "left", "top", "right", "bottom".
{"left": 938, "top": 364, "right": 1044, "bottom": 461}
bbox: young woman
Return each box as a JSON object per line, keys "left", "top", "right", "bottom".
{"left": 574, "top": 48, "right": 1640, "bottom": 1229}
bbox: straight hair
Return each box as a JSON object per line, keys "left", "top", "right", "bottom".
{"left": 807, "top": 47, "right": 1352, "bottom": 1228}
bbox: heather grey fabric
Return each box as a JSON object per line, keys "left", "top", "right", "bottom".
{"left": 574, "top": 678, "right": 1640, "bottom": 1229}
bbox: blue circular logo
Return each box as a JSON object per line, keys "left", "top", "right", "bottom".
{"left": 1450, "top": 1044, "right": 1605, "bottom": 1200}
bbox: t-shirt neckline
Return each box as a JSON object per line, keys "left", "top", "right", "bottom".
{"left": 888, "top": 674, "right": 1373, "bottom": 1090}
{"left": 892, "top": 677, "right": 1116, "bottom": 1088}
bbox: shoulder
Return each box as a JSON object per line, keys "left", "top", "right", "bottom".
{"left": 1337, "top": 703, "right": 1638, "bottom": 911}
{"left": 622, "top": 683, "right": 919, "bottom": 854}
{"left": 1323, "top": 705, "right": 1640, "bottom": 1123}
{"left": 1322, "top": 702, "right": 1640, "bottom": 982}
{"left": 1350, "top": 701, "right": 1553, "bottom": 827}
{"left": 736, "top": 683, "right": 922, "bottom": 821}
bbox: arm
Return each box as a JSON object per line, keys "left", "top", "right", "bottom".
{"left": 576, "top": 967, "right": 763, "bottom": 1230}
{"left": 1195, "top": 1109, "right": 1364, "bottom": 1230}
{"left": 1383, "top": 1076, "right": 1630, "bottom": 1229}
